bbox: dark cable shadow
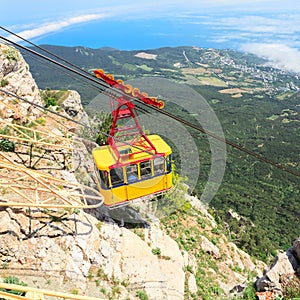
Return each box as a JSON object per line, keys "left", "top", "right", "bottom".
{"left": 0, "top": 208, "right": 93, "bottom": 241}
{"left": 84, "top": 204, "right": 150, "bottom": 229}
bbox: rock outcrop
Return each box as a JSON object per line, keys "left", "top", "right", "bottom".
{"left": 256, "top": 236, "right": 300, "bottom": 297}
{"left": 0, "top": 43, "right": 42, "bottom": 120}
{"left": 0, "top": 208, "right": 186, "bottom": 299}
{"left": 61, "top": 90, "right": 89, "bottom": 124}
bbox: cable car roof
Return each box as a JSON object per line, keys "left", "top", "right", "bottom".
{"left": 93, "top": 134, "right": 172, "bottom": 169}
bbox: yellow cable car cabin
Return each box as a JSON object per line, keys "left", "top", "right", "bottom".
{"left": 93, "top": 68, "right": 173, "bottom": 207}
{"left": 93, "top": 135, "right": 172, "bottom": 207}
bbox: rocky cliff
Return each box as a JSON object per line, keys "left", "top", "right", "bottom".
{"left": 0, "top": 43, "right": 42, "bottom": 120}
{"left": 1, "top": 43, "right": 297, "bottom": 300}
{"left": 256, "top": 237, "right": 300, "bottom": 299}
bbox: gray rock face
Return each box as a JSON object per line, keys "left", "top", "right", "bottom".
{"left": 0, "top": 208, "right": 185, "bottom": 299}
{"left": 200, "top": 235, "right": 221, "bottom": 259}
{"left": 293, "top": 236, "right": 300, "bottom": 264}
{"left": 61, "top": 90, "right": 89, "bottom": 124}
{"left": 0, "top": 43, "right": 42, "bottom": 119}
{"left": 256, "top": 236, "right": 300, "bottom": 297}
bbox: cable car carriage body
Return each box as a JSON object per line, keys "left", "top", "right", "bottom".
{"left": 92, "top": 69, "right": 173, "bottom": 207}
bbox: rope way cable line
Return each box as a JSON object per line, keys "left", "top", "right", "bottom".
{"left": 0, "top": 29, "right": 211, "bottom": 150}
{"left": 0, "top": 35, "right": 164, "bottom": 158}
{"left": 20, "top": 48, "right": 106, "bottom": 94}
{"left": 1, "top": 34, "right": 299, "bottom": 179}
{"left": 0, "top": 33, "right": 299, "bottom": 179}
{"left": 0, "top": 35, "right": 115, "bottom": 95}
{"left": 0, "top": 26, "right": 105, "bottom": 85}
{"left": 1, "top": 33, "right": 299, "bottom": 178}
{"left": 0, "top": 88, "right": 157, "bottom": 158}
{"left": 0, "top": 33, "right": 193, "bottom": 149}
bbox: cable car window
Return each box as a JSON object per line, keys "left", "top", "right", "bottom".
{"left": 126, "top": 164, "right": 138, "bottom": 183}
{"left": 166, "top": 155, "right": 172, "bottom": 172}
{"left": 110, "top": 167, "right": 124, "bottom": 186}
{"left": 153, "top": 157, "right": 165, "bottom": 175}
{"left": 140, "top": 160, "right": 152, "bottom": 179}
{"left": 99, "top": 170, "right": 109, "bottom": 188}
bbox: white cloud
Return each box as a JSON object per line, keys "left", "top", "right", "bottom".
{"left": 154, "top": 0, "right": 284, "bottom": 11}
{"left": 188, "top": 12, "right": 300, "bottom": 55}
{"left": 189, "top": 14, "right": 300, "bottom": 35}
{"left": 7, "top": 14, "right": 106, "bottom": 42}
{"left": 242, "top": 43, "right": 300, "bottom": 73}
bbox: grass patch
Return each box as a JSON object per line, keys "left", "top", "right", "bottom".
{"left": 196, "top": 75, "right": 227, "bottom": 87}
{"left": 138, "top": 64, "right": 153, "bottom": 72}
{"left": 266, "top": 114, "right": 279, "bottom": 121}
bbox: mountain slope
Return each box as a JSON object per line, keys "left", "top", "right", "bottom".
{"left": 0, "top": 42, "right": 271, "bottom": 299}
{"left": 21, "top": 44, "right": 300, "bottom": 259}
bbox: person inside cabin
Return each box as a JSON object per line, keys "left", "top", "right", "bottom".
{"left": 126, "top": 164, "right": 138, "bottom": 183}
{"left": 140, "top": 160, "right": 152, "bottom": 179}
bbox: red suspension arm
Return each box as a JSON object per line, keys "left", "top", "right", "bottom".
{"left": 94, "top": 69, "right": 164, "bottom": 109}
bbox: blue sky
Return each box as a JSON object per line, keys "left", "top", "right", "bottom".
{"left": 1, "top": 0, "right": 300, "bottom": 72}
